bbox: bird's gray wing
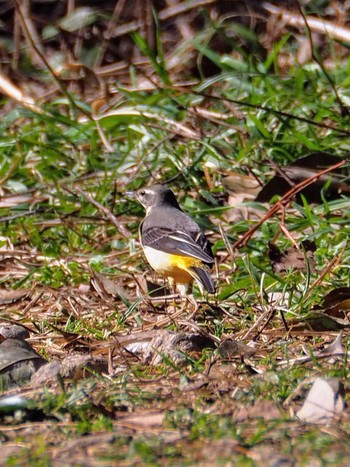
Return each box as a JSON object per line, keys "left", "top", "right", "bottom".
{"left": 141, "top": 225, "right": 214, "bottom": 264}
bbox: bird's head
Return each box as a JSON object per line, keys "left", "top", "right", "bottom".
{"left": 135, "top": 185, "right": 180, "bottom": 212}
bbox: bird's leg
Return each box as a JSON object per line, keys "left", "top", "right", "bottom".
{"left": 177, "top": 283, "right": 199, "bottom": 315}
{"left": 186, "top": 291, "right": 200, "bottom": 317}
{"left": 168, "top": 277, "right": 178, "bottom": 313}
{"left": 188, "top": 281, "right": 206, "bottom": 315}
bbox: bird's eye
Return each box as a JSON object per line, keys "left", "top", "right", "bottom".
{"left": 139, "top": 189, "right": 145, "bottom": 196}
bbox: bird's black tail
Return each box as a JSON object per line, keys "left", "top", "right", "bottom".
{"left": 190, "top": 266, "right": 215, "bottom": 294}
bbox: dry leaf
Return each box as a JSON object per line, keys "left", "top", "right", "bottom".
{"left": 224, "top": 193, "right": 265, "bottom": 223}
{"left": 0, "top": 289, "right": 30, "bottom": 305}
{"left": 90, "top": 270, "right": 132, "bottom": 301}
{"left": 296, "top": 290, "right": 350, "bottom": 331}
{"left": 235, "top": 400, "right": 282, "bottom": 422}
{"left": 269, "top": 241, "right": 316, "bottom": 273}
{"left": 322, "top": 287, "right": 350, "bottom": 308}
{"left": 297, "top": 378, "right": 345, "bottom": 424}
{"left": 222, "top": 171, "right": 261, "bottom": 198}
{"left": 318, "top": 332, "right": 344, "bottom": 357}
{"left": 116, "top": 412, "right": 165, "bottom": 428}
{"left": 256, "top": 153, "right": 349, "bottom": 203}
{"left": 291, "top": 311, "right": 350, "bottom": 331}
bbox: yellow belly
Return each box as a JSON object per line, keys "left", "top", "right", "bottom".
{"left": 143, "top": 246, "right": 201, "bottom": 285}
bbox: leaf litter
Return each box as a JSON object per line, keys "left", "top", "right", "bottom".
{"left": 0, "top": 1, "right": 350, "bottom": 464}
{"left": 1, "top": 285, "right": 349, "bottom": 463}
{"left": 0, "top": 185, "right": 349, "bottom": 464}
{"left": 296, "top": 378, "right": 345, "bottom": 424}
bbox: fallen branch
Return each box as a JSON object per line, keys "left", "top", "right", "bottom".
{"left": 232, "top": 158, "right": 348, "bottom": 250}
{"left": 263, "top": 2, "right": 350, "bottom": 43}
{"left": 74, "top": 187, "right": 131, "bottom": 238}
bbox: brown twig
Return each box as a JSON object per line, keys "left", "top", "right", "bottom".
{"left": 263, "top": 2, "right": 350, "bottom": 44}
{"left": 293, "top": 0, "right": 348, "bottom": 116}
{"left": 73, "top": 187, "right": 131, "bottom": 238}
{"left": 0, "top": 71, "right": 41, "bottom": 113}
{"left": 232, "top": 158, "right": 347, "bottom": 250}
{"left": 187, "top": 88, "right": 350, "bottom": 136}
{"left": 14, "top": 0, "right": 91, "bottom": 119}
{"left": 303, "top": 245, "right": 346, "bottom": 299}
{"left": 94, "top": 0, "right": 127, "bottom": 68}
{"left": 99, "top": 0, "right": 217, "bottom": 40}
{"left": 272, "top": 205, "right": 299, "bottom": 248}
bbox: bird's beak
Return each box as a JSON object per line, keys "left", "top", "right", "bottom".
{"left": 124, "top": 191, "right": 135, "bottom": 198}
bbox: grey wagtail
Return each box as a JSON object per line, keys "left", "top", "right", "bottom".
{"left": 135, "top": 184, "right": 215, "bottom": 294}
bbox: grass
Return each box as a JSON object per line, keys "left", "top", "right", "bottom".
{"left": 0, "top": 1, "right": 350, "bottom": 465}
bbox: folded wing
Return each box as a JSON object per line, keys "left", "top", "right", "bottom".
{"left": 141, "top": 225, "right": 214, "bottom": 265}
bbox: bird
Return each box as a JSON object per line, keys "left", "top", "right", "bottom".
{"left": 135, "top": 184, "right": 215, "bottom": 295}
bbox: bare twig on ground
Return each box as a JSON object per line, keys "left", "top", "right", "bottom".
{"left": 232, "top": 158, "right": 347, "bottom": 250}
{"left": 73, "top": 186, "right": 131, "bottom": 238}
